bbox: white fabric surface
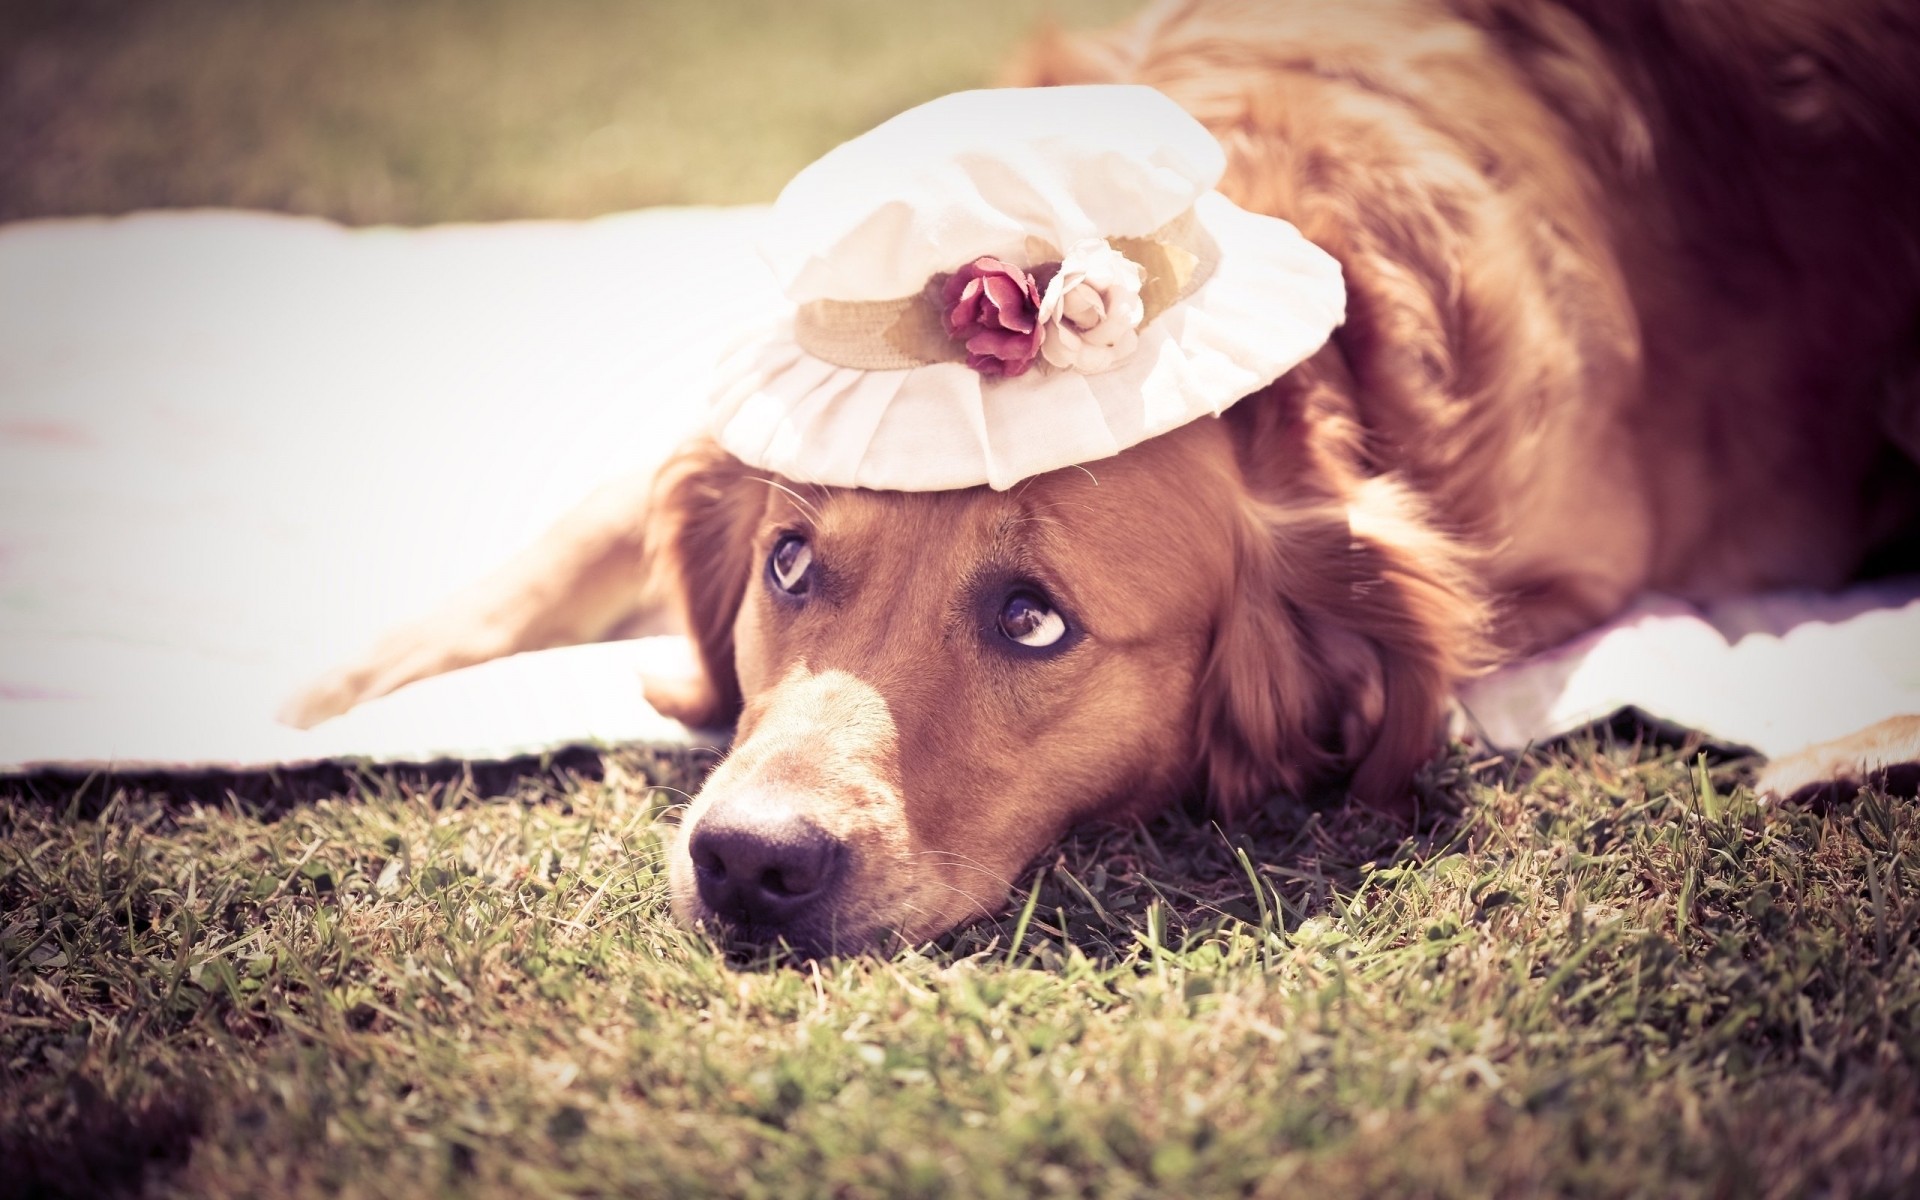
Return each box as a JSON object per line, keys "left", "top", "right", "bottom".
{"left": 2, "top": 205, "right": 1913, "bottom": 774}
{"left": 711, "top": 87, "right": 1348, "bottom": 492}
{"left": 1456, "top": 583, "right": 1920, "bottom": 758}
{"left": 0, "top": 206, "right": 775, "bottom": 771}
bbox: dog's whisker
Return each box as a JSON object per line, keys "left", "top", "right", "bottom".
{"left": 907, "top": 864, "right": 1016, "bottom": 897}
{"left": 884, "top": 885, "right": 999, "bottom": 942}
{"left": 899, "top": 850, "right": 1018, "bottom": 892}
{"left": 1017, "top": 499, "right": 1100, "bottom": 522}
{"left": 751, "top": 475, "right": 825, "bottom": 524}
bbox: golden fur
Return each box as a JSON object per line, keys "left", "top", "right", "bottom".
{"left": 288, "top": 0, "right": 1920, "bottom": 952}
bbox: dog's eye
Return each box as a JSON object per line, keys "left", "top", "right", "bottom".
{"left": 998, "top": 590, "right": 1066, "bottom": 648}
{"left": 768, "top": 534, "right": 812, "bottom": 596}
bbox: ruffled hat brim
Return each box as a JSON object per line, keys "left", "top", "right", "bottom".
{"left": 709, "top": 191, "right": 1345, "bottom": 493}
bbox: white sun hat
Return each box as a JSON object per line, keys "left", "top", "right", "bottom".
{"left": 709, "top": 85, "right": 1346, "bottom": 492}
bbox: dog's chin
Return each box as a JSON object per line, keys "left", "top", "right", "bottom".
{"left": 668, "top": 887, "right": 899, "bottom": 959}
{"left": 681, "top": 908, "right": 887, "bottom": 961}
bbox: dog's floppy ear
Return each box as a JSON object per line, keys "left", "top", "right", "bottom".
{"left": 1197, "top": 467, "right": 1487, "bottom": 819}
{"left": 640, "top": 438, "right": 765, "bottom": 728}
{"left": 1310, "top": 477, "right": 1489, "bottom": 807}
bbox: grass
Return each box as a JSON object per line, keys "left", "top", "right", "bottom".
{"left": 5, "top": 737, "right": 1918, "bottom": 1198}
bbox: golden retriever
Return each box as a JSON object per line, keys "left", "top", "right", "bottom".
{"left": 285, "top": 0, "right": 1920, "bottom": 953}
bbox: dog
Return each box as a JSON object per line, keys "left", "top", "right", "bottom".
{"left": 284, "top": 0, "right": 1920, "bottom": 953}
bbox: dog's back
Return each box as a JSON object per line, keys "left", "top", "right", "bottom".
{"left": 1484, "top": 0, "right": 1920, "bottom": 587}
{"left": 1021, "top": 0, "right": 1920, "bottom": 613}
{"left": 1521, "top": 0, "right": 1920, "bottom": 306}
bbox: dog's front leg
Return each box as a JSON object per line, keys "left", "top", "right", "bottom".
{"left": 278, "top": 470, "right": 665, "bottom": 729}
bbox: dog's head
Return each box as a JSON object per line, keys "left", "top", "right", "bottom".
{"left": 643, "top": 373, "right": 1484, "bottom": 954}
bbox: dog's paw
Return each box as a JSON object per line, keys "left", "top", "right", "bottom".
{"left": 641, "top": 671, "right": 728, "bottom": 730}
{"left": 1754, "top": 715, "right": 1920, "bottom": 804}
{"left": 278, "top": 664, "right": 383, "bottom": 729}
{"left": 277, "top": 678, "right": 358, "bottom": 730}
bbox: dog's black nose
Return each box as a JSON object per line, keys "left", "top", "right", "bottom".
{"left": 689, "top": 809, "right": 845, "bottom": 928}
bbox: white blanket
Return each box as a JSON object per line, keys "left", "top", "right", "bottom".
{"left": 2, "top": 208, "right": 1914, "bottom": 772}
{"left": 1456, "top": 584, "right": 1920, "bottom": 758}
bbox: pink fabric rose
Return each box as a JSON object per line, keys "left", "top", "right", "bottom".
{"left": 1037, "top": 239, "right": 1146, "bottom": 374}
{"left": 940, "top": 257, "right": 1044, "bottom": 377}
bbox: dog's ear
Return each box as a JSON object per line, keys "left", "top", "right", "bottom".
{"left": 640, "top": 438, "right": 764, "bottom": 728}
{"left": 1307, "top": 476, "right": 1489, "bottom": 808}
{"left": 1197, "top": 462, "right": 1487, "bottom": 819}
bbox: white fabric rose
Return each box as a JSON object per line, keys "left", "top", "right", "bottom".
{"left": 1036, "top": 239, "right": 1147, "bottom": 373}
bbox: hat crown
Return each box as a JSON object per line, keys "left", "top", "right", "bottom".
{"left": 763, "top": 86, "right": 1228, "bottom": 304}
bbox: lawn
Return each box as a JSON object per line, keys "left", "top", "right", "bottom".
{"left": 4, "top": 2, "right": 1919, "bottom": 1196}
{"left": 5, "top": 743, "right": 1918, "bottom": 1197}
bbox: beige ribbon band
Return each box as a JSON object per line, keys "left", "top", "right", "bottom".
{"left": 793, "top": 208, "right": 1220, "bottom": 372}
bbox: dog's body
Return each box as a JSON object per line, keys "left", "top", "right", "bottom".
{"left": 287, "top": 0, "right": 1920, "bottom": 951}
{"left": 1035, "top": 0, "right": 1920, "bottom": 635}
